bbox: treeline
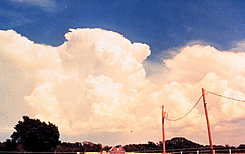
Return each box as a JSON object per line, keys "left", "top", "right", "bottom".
{"left": 123, "top": 137, "right": 245, "bottom": 153}
{"left": 1, "top": 137, "right": 245, "bottom": 153}
{"left": 0, "top": 140, "right": 108, "bottom": 152}
{"left": 123, "top": 137, "right": 202, "bottom": 152}
{"left": 54, "top": 141, "right": 110, "bottom": 152}
{"left": 0, "top": 116, "right": 244, "bottom": 152}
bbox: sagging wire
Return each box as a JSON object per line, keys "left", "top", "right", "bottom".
{"left": 165, "top": 95, "right": 203, "bottom": 121}
{"left": 164, "top": 89, "right": 245, "bottom": 122}
{"left": 205, "top": 90, "right": 245, "bottom": 103}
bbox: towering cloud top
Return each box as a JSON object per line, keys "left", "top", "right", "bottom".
{"left": 0, "top": 29, "right": 244, "bottom": 145}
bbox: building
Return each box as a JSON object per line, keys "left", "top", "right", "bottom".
{"left": 109, "top": 145, "right": 125, "bottom": 154}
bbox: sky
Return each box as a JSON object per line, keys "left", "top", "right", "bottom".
{"left": 0, "top": 0, "right": 245, "bottom": 147}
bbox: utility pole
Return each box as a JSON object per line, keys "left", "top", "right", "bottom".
{"left": 162, "top": 105, "right": 166, "bottom": 154}
{"left": 202, "top": 88, "right": 214, "bottom": 154}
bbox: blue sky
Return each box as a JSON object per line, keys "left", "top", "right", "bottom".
{"left": 1, "top": 0, "right": 245, "bottom": 62}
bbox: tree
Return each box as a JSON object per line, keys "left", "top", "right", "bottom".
{"left": 4, "top": 139, "right": 17, "bottom": 151}
{"left": 11, "top": 116, "right": 60, "bottom": 152}
{"left": 102, "top": 145, "right": 112, "bottom": 152}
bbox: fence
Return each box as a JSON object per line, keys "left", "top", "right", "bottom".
{"left": 164, "top": 147, "right": 245, "bottom": 154}
{"left": 0, "top": 149, "right": 245, "bottom": 154}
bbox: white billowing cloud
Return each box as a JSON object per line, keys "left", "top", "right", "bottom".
{"left": 0, "top": 28, "right": 245, "bottom": 146}
{"left": 156, "top": 45, "right": 245, "bottom": 144}
{"left": 0, "top": 29, "right": 60, "bottom": 140}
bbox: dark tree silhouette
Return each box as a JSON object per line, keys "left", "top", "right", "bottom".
{"left": 11, "top": 116, "right": 60, "bottom": 152}
{"left": 4, "top": 139, "right": 16, "bottom": 151}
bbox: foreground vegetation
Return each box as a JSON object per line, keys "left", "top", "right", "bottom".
{"left": 0, "top": 116, "right": 244, "bottom": 152}
{"left": 1, "top": 137, "right": 245, "bottom": 153}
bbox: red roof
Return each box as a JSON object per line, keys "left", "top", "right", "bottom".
{"left": 110, "top": 146, "right": 125, "bottom": 152}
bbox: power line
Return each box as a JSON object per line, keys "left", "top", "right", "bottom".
{"left": 205, "top": 90, "right": 245, "bottom": 103}
{"left": 165, "top": 95, "right": 203, "bottom": 121}
{"left": 164, "top": 89, "right": 245, "bottom": 121}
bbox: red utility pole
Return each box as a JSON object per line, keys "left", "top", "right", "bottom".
{"left": 162, "top": 105, "right": 166, "bottom": 154}
{"left": 202, "top": 88, "right": 214, "bottom": 154}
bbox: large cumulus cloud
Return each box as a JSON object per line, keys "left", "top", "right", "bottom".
{"left": 0, "top": 28, "right": 244, "bottom": 145}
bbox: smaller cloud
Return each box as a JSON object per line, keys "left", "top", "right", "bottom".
{"left": 0, "top": 9, "right": 31, "bottom": 28}
{"left": 231, "top": 40, "right": 245, "bottom": 52}
{"left": 9, "top": 0, "right": 56, "bottom": 12}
